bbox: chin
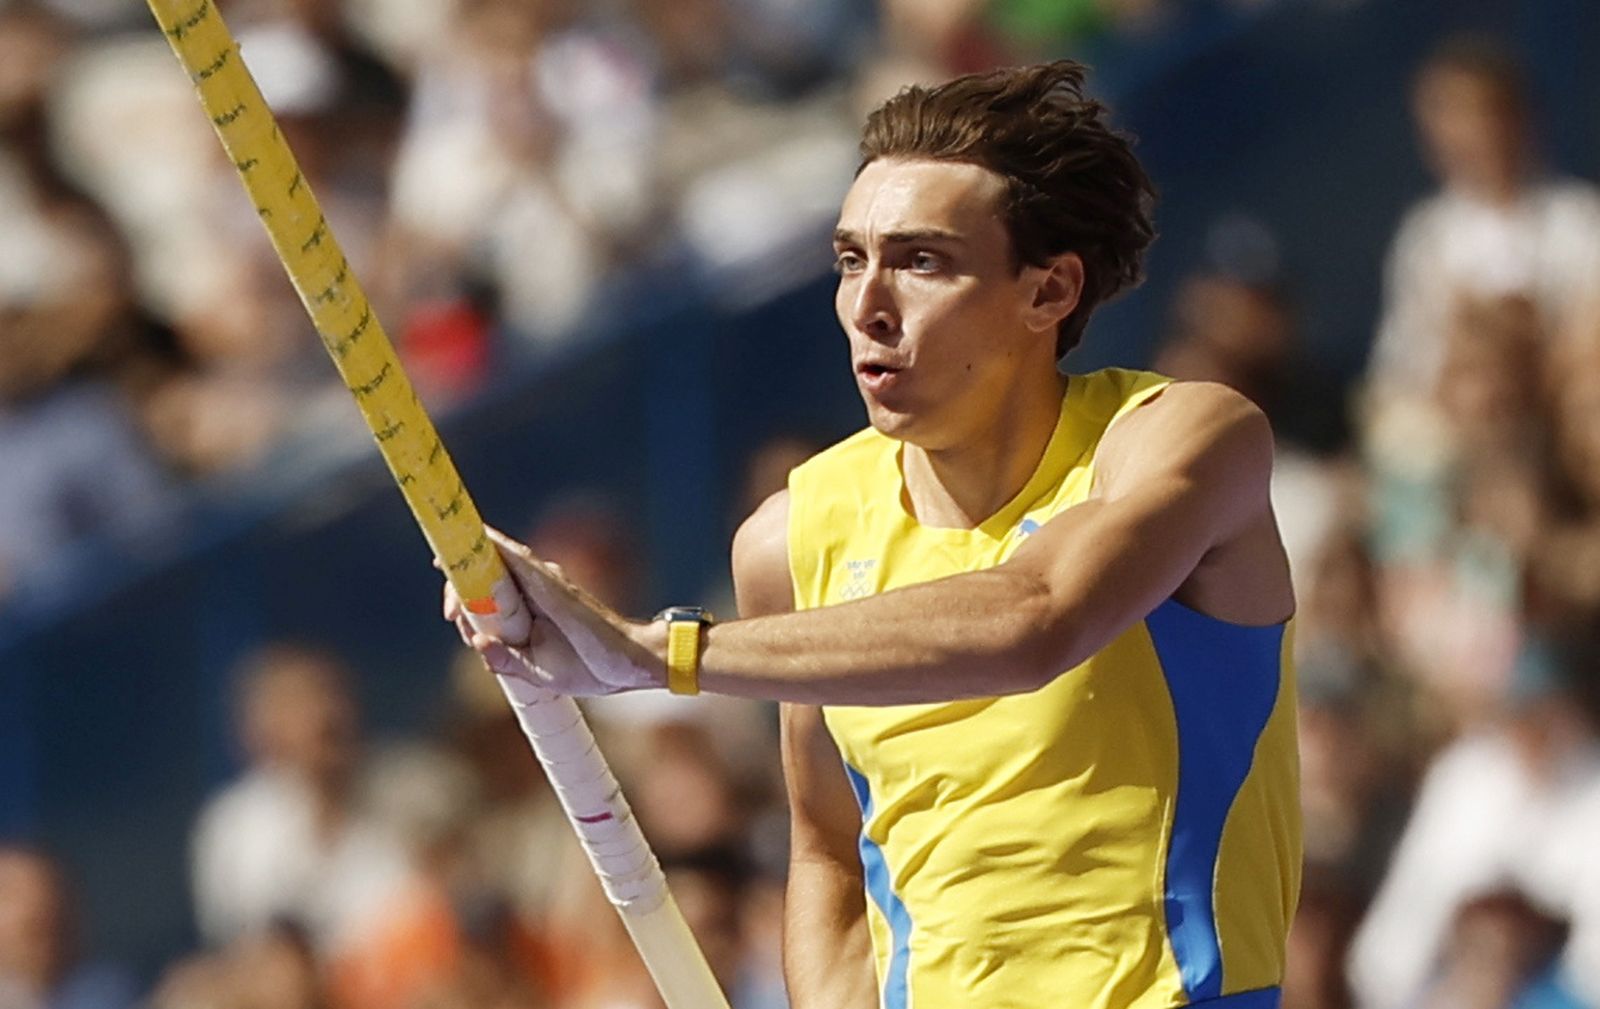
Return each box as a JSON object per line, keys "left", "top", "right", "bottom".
{"left": 863, "top": 400, "right": 914, "bottom": 439}
{"left": 863, "top": 399, "right": 937, "bottom": 446}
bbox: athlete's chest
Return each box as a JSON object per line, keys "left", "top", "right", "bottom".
{"left": 816, "top": 465, "right": 1094, "bottom": 607}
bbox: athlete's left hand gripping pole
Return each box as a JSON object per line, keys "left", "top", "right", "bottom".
{"left": 144, "top": 4, "right": 730, "bottom": 1006}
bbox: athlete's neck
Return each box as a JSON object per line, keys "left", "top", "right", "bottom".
{"left": 901, "top": 369, "right": 1069, "bottom": 529}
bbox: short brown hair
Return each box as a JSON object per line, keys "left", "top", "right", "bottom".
{"left": 859, "top": 61, "right": 1157, "bottom": 357}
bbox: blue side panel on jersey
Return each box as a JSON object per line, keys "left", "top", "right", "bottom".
{"left": 1145, "top": 599, "right": 1284, "bottom": 1003}
{"left": 844, "top": 762, "right": 913, "bottom": 1009}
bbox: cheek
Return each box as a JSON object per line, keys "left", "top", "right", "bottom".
{"left": 927, "top": 286, "right": 1023, "bottom": 362}
{"left": 906, "top": 279, "right": 991, "bottom": 339}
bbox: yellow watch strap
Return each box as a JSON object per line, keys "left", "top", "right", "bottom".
{"left": 665, "top": 618, "right": 702, "bottom": 696}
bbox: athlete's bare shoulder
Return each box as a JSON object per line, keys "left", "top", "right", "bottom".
{"left": 732, "top": 489, "right": 794, "bottom": 619}
{"left": 1093, "top": 380, "right": 1293, "bottom": 625}
{"left": 1092, "top": 380, "right": 1272, "bottom": 495}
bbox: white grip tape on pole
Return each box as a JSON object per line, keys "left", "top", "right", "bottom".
{"left": 494, "top": 672, "right": 668, "bottom": 913}
{"left": 461, "top": 582, "right": 726, "bottom": 1008}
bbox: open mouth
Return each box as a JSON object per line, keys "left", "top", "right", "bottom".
{"left": 856, "top": 361, "right": 905, "bottom": 394}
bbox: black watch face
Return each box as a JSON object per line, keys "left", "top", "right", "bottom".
{"left": 658, "top": 606, "right": 715, "bottom": 624}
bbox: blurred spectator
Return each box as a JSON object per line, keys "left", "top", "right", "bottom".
{"left": 623, "top": 721, "right": 747, "bottom": 857}
{"left": 0, "top": 375, "right": 172, "bottom": 600}
{"left": 32, "top": 24, "right": 336, "bottom": 477}
{"left": 524, "top": 493, "right": 645, "bottom": 616}
{"left": 1293, "top": 518, "right": 1423, "bottom": 896}
{"left": 386, "top": 0, "right": 659, "bottom": 343}
{"left": 1346, "top": 637, "right": 1600, "bottom": 1009}
{"left": 1367, "top": 35, "right": 1600, "bottom": 398}
{"left": 1295, "top": 515, "right": 1385, "bottom": 670}
{"left": 1156, "top": 271, "right": 1295, "bottom": 412}
{"left": 0, "top": 845, "right": 137, "bottom": 1009}
{"left": 37, "top": 1, "right": 411, "bottom": 478}
{"left": 1363, "top": 294, "right": 1560, "bottom": 727}
{"left": 1296, "top": 669, "right": 1412, "bottom": 899}
{"left": 148, "top": 923, "right": 326, "bottom": 1009}
{"left": 1155, "top": 215, "right": 1350, "bottom": 453}
{"left": 0, "top": 4, "right": 71, "bottom": 200}
{"left": 0, "top": 197, "right": 175, "bottom": 597}
{"left": 1558, "top": 773, "right": 1600, "bottom": 1009}
{"left": 1433, "top": 296, "right": 1545, "bottom": 462}
{"left": 539, "top": 867, "right": 657, "bottom": 1009}
{"left": 0, "top": 0, "right": 872, "bottom": 591}
{"left": 190, "top": 645, "right": 409, "bottom": 956}
{"left": 0, "top": 7, "right": 177, "bottom": 582}
{"left": 730, "top": 808, "right": 789, "bottom": 1009}
{"left": 1283, "top": 869, "right": 1361, "bottom": 1009}
{"left": 1417, "top": 892, "right": 1575, "bottom": 1009}
{"left": 1343, "top": 41, "right": 1600, "bottom": 1005}
{"left": 327, "top": 742, "right": 549, "bottom": 1009}
{"left": 1534, "top": 338, "right": 1600, "bottom": 629}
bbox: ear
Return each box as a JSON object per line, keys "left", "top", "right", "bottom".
{"left": 1023, "top": 252, "right": 1084, "bottom": 335}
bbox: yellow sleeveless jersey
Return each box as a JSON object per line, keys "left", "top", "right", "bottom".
{"left": 786, "top": 369, "right": 1300, "bottom": 1009}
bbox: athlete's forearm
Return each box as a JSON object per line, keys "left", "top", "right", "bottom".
{"left": 687, "top": 565, "right": 1067, "bottom": 705}
{"left": 783, "top": 857, "right": 878, "bottom": 1009}
{"left": 664, "top": 402, "right": 1274, "bottom": 706}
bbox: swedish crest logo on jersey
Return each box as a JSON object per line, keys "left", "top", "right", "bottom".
{"left": 839, "top": 557, "right": 877, "bottom": 600}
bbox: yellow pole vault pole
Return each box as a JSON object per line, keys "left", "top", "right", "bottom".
{"left": 144, "top": 4, "right": 729, "bottom": 1005}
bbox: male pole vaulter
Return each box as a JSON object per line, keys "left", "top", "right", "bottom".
{"left": 447, "top": 61, "right": 1301, "bottom": 1009}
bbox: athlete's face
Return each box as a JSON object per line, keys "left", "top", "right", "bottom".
{"left": 832, "top": 158, "right": 1068, "bottom": 447}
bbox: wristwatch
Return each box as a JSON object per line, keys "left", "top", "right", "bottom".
{"left": 655, "top": 606, "right": 715, "bottom": 696}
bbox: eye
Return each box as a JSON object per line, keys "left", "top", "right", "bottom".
{"left": 908, "top": 251, "right": 943, "bottom": 273}
{"left": 833, "top": 251, "right": 865, "bottom": 275}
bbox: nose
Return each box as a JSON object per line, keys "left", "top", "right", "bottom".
{"left": 848, "top": 265, "right": 899, "bottom": 341}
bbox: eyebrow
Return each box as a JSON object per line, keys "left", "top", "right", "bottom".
{"left": 832, "top": 228, "right": 966, "bottom": 247}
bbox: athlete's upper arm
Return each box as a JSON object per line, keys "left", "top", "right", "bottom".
{"left": 1002, "top": 382, "right": 1287, "bottom": 672}
{"left": 732, "top": 489, "right": 795, "bottom": 620}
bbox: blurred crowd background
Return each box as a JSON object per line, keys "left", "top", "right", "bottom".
{"left": 2, "top": 0, "right": 1599, "bottom": 1008}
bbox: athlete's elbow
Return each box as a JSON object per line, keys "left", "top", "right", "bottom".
{"left": 994, "top": 577, "right": 1085, "bottom": 694}
{"left": 1015, "top": 629, "right": 1091, "bottom": 694}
